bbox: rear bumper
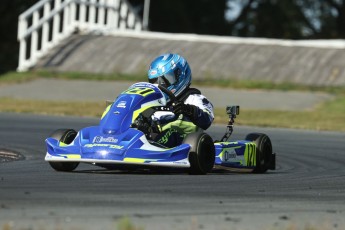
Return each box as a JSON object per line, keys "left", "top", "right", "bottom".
{"left": 268, "top": 153, "right": 276, "bottom": 170}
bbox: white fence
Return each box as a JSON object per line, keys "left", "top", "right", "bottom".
{"left": 17, "top": 0, "right": 142, "bottom": 72}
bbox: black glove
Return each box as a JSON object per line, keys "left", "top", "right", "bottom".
{"left": 133, "top": 115, "right": 160, "bottom": 135}
{"left": 173, "top": 101, "right": 198, "bottom": 121}
{"left": 133, "top": 116, "right": 149, "bottom": 132}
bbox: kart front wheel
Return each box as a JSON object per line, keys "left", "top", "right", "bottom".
{"left": 245, "top": 133, "right": 273, "bottom": 173}
{"left": 48, "top": 129, "right": 79, "bottom": 172}
{"left": 184, "top": 132, "right": 215, "bottom": 175}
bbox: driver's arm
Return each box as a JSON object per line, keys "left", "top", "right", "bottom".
{"left": 173, "top": 94, "right": 214, "bottom": 130}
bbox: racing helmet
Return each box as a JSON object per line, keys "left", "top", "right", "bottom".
{"left": 148, "top": 53, "right": 192, "bottom": 99}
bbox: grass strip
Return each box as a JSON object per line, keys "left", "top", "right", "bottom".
{"left": 0, "top": 70, "right": 145, "bottom": 86}
{"left": 1, "top": 70, "right": 345, "bottom": 94}
{"left": 1, "top": 70, "right": 344, "bottom": 131}
{"left": 1, "top": 97, "right": 344, "bottom": 131}
{"left": 0, "top": 98, "right": 105, "bottom": 118}
{"left": 216, "top": 96, "right": 345, "bottom": 131}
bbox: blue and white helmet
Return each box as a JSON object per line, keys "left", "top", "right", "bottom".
{"left": 148, "top": 53, "right": 192, "bottom": 99}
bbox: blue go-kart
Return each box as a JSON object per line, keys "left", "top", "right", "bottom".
{"left": 45, "top": 82, "right": 275, "bottom": 174}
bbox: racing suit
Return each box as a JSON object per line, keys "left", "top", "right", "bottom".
{"left": 152, "top": 88, "right": 214, "bottom": 148}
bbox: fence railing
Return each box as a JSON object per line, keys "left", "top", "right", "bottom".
{"left": 17, "top": 0, "right": 142, "bottom": 71}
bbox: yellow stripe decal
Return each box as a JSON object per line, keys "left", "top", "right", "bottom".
{"left": 101, "top": 104, "right": 112, "bottom": 119}
{"left": 123, "top": 158, "right": 146, "bottom": 163}
{"left": 59, "top": 142, "right": 68, "bottom": 147}
{"left": 132, "top": 106, "right": 151, "bottom": 122}
{"left": 59, "top": 154, "right": 81, "bottom": 159}
{"left": 244, "top": 143, "right": 256, "bottom": 166}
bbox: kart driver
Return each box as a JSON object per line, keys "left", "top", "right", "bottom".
{"left": 147, "top": 53, "right": 214, "bottom": 148}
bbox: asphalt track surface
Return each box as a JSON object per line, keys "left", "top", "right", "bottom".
{"left": 0, "top": 113, "right": 345, "bottom": 230}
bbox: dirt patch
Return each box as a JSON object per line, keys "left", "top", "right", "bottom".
{"left": 0, "top": 149, "right": 25, "bottom": 162}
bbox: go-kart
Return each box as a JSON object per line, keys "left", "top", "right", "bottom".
{"left": 45, "top": 82, "right": 275, "bottom": 174}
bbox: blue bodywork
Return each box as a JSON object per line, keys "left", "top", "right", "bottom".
{"left": 45, "top": 82, "right": 258, "bottom": 170}
{"left": 45, "top": 82, "right": 191, "bottom": 167}
{"left": 214, "top": 141, "right": 257, "bottom": 171}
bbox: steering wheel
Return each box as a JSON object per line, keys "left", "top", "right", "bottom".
{"left": 133, "top": 85, "right": 178, "bottom": 137}
{"left": 158, "top": 85, "right": 176, "bottom": 103}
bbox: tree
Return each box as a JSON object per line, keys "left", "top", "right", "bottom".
{"left": 296, "top": 0, "right": 345, "bottom": 38}
{"left": 227, "top": 0, "right": 315, "bottom": 39}
{"left": 0, "top": 0, "right": 38, "bottom": 74}
{"left": 226, "top": 0, "right": 345, "bottom": 39}
{"left": 2, "top": 0, "right": 345, "bottom": 74}
{"left": 128, "top": 0, "right": 345, "bottom": 39}
{"left": 128, "top": 0, "right": 228, "bottom": 35}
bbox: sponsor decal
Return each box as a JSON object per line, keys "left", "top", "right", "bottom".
{"left": 93, "top": 136, "right": 118, "bottom": 143}
{"left": 223, "top": 149, "right": 237, "bottom": 162}
{"left": 150, "top": 69, "right": 157, "bottom": 75}
{"left": 124, "top": 87, "right": 156, "bottom": 96}
{"left": 173, "top": 161, "right": 188, "bottom": 165}
{"left": 84, "top": 143, "right": 124, "bottom": 149}
{"left": 117, "top": 101, "right": 127, "bottom": 108}
{"left": 130, "top": 83, "right": 155, "bottom": 89}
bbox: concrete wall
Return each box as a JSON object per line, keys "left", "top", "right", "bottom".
{"left": 36, "top": 32, "right": 345, "bottom": 86}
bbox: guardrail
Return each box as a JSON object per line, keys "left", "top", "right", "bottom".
{"left": 17, "top": 0, "right": 142, "bottom": 72}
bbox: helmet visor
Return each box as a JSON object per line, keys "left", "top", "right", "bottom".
{"left": 148, "top": 71, "right": 177, "bottom": 88}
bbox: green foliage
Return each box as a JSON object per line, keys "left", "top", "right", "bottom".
{"left": 214, "top": 95, "right": 345, "bottom": 131}
{"left": 3, "top": 0, "right": 345, "bottom": 74}
{"left": 117, "top": 217, "right": 143, "bottom": 230}
{"left": 0, "top": 71, "right": 40, "bottom": 85}
{"left": 148, "top": 0, "right": 228, "bottom": 35}
{"left": 35, "top": 70, "right": 146, "bottom": 82}
{"left": 1, "top": 70, "right": 343, "bottom": 131}
{"left": 130, "top": 0, "right": 345, "bottom": 39}
{"left": 2, "top": 70, "right": 345, "bottom": 95}
{"left": 0, "top": 70, "right": 146, "bottom": 85}
{"left": 1, "top": 93, "right": 344, "bottom": 131}
{"left": 1, "top": 0, "right": 38, "bottom": 74}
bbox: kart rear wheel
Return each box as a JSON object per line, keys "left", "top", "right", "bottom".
{"left": 184, "top": 132, "right": 215, "bottom": 175}
{"left": 245, "top": 133, "right": 272, "bottom": 173}
{"left": 48, "top": 129, "right": 79, "bottom": 172}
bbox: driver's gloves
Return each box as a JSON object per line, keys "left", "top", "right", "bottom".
{"left": 173, "top": 102, "right": 198, "bottom": 122}
{"left": 133, "top": 117, "right": 149, "bottom": 132}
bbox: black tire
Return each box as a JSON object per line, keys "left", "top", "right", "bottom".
{"left": 245, "top": 133, "right": 273, "bottom": 173}
{"left": 48, "top": 129, "right": 79, "bottom": 172}
{"left": 183, "top": 132, "right": 215, "bottom": 175}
